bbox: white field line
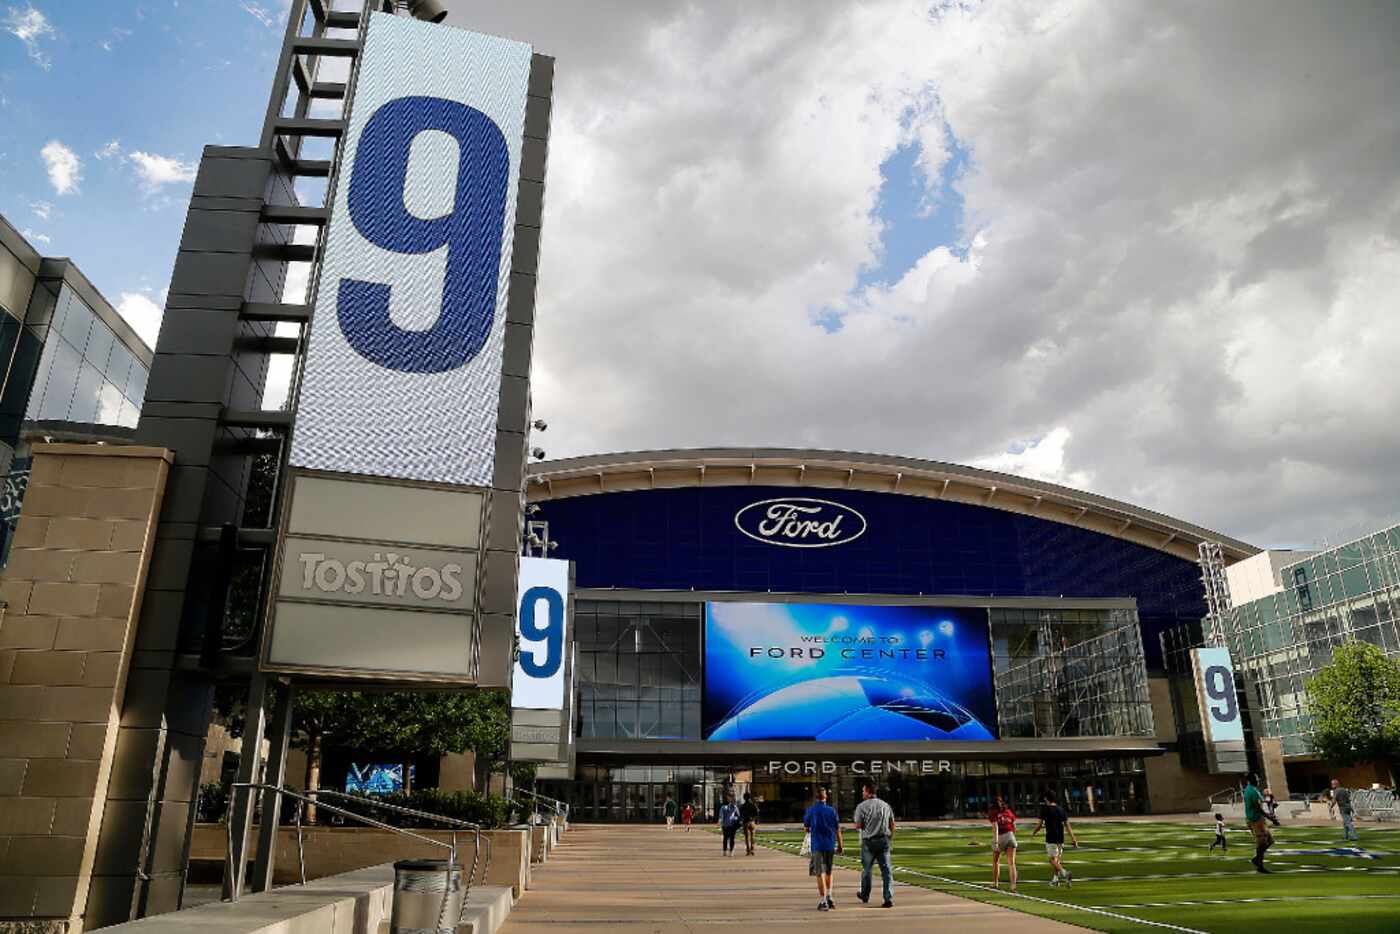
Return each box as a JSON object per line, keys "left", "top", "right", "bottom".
{"left": 763, "top": 840, "right": 1209, "bottom": 934}
{"left": 1103, "top": 894, "right": 1400, "bottom": 909}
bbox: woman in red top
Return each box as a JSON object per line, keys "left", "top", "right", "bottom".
{"left": 681, "top": 802, "right": 694, "bottom": 832}
{"left": 989, "top": 795, "right": 1019, "bottom": 892}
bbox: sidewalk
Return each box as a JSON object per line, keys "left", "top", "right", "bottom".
{"left": 499, "top": 824, "right": 1087, "bottom": 933}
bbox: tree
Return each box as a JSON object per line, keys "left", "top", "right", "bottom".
{"left": 215, "top": 686, "right": 518, "bottom": 820}
{"left": 1306, "top": 641, "right": 1400, "bottom": 783}
{"left": 293, "top": 689, "right": 516, "bottom": 811}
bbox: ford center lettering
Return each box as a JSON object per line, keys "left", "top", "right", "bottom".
{"left": 734, "top": 498, "right": 867, "bottom": 548}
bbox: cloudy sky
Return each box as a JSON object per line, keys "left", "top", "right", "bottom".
{"left": 4, "top": 1, "right": 1399, "bottom": 549}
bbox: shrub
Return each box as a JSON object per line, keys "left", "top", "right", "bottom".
{"left": 331, "top": 788, "right": 513, "bottom": 829}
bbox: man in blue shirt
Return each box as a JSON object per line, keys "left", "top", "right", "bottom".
{"left": 803, "top": 786, "right": 844, "bottom": 911}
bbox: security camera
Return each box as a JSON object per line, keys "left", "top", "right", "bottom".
{"left": 532, "top": 419, "right": 548, "bottom": 431}
{"left": 531, "top": 447, "right": 546, "bottom": 460}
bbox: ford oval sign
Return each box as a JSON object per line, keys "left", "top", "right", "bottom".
{"left": 734, "top": 498, "right": 867, "bottom": 549}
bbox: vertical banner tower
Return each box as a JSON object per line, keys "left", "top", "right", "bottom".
{"left": 261, "top": 11, "right": 546, "bottom": 684}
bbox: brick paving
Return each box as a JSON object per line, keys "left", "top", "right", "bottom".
{"left": 500, "top": 823, "right": 1088, "bottom": 933}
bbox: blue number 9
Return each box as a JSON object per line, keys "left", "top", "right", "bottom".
{"left": 518, "top": 586, "right": 563, "bottom": 678}
{"left": 339, "top": 95, "right": 510, "bottom": 374}
{"left": 1204, "top": 665, "right": 1237, "bottom": 723}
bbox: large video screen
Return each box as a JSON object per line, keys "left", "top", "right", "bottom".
{"left": 704, "top": 602, "right": 997, "bottom": 741}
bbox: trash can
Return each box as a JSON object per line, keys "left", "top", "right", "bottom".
{"left": 390, "top": 859, "right": 463, "bottom": 934}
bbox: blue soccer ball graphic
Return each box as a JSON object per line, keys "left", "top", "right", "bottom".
{"left": 707, "top": 670, "right": 996, "bottom": 741}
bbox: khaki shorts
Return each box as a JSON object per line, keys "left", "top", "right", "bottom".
{"left": 1045, "top": 843, "right": 1064, "bottom": 858}
{"left": 995, "top": 832, "right": 1017, "bottom": 852}
{"left": 1248, "top": 818, "right": 1273, "bottom": 845}
{"left": 809, "top": 850, "right": 835, "bottom": 876}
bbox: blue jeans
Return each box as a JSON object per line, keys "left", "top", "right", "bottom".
{"left": 1342, "top": 811, "right": 1358, "bottom": 841}
{"left": 860, "top": 836, "right": 894, "bottom": 904}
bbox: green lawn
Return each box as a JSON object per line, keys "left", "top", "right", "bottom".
{"left": 756, "top": 819, "right": 1399, "bottom": 933}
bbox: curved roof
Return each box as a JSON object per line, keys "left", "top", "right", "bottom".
{"left": 525, "top": 447, "right": 1257, "bottom": 564}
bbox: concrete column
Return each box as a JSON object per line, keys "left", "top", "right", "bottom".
{"left": 1259, "top": 737, "right": 1290, "bottom": 801}
{"left": 0, "top": 443, "right": 171, "bottom": 931}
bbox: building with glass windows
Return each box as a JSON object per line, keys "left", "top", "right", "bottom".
{"left": 0, "top": 215, "right": 152, "bottom": 555}
{"left": 525, "top": 449, "right": 1259, "bottom": 821}
{"left": 1214, "top": 526, "right": 1400, "bottom": 791}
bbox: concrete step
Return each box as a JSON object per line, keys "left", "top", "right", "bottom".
{"left": 462, "top": 885, "right": 513, "bottom": 934}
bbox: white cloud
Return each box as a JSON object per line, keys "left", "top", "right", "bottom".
{"left": 95, "top": 139, "right": 121, "bottom": 160}
{"left": 127, "top": 150, "right": 197, "bottom": 192}
{"left": 972, "top": 427, "right": 1091, "bottom": 491}
{"left": 20, "top": 228, "right": 49, "bottom": 245}
{"left": 30, "top": 199, "right": 50, "bottom": 220}
{"left": 4, "top": 3, "right": 54, "bottom": 69}
{"left": 40, "top": 139, "right": 80, "bottom": 195}
{"left": 240, "top": 2, "right": 275, "bottom": 28}
{"left": 116, "top": 292, "right": 163, "bottom": 349}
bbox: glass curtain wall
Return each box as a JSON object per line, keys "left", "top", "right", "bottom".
{"left": 992, "top": 607, "right": 1155, "bottom": 739}
{"left": 24, "top": 284, "right": 146, "bottom": 429}
{"left": 1223, "top": 525, "right": 1400, "bottom": 756}
{"left": 573, "top": 600, "right": 703, "bottom": 741}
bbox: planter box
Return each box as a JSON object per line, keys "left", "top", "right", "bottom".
{"left": 190, "top": 825, "right": 532, "bottom": 898}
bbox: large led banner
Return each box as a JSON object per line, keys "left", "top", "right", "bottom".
{"left": 512, "top": 557, "right": 570, "bottom": 710}
{"left": 704, "top": 602, "right": 998, "bottom": 741}
{"left": 289, "top": 13, "right": 532, "bottom": 486}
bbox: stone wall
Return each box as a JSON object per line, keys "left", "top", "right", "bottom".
{"left": 188, "top": 825, "right": 532, "bottom": 897}
{"left": 0, "top": 444, "right": 171, "bottom": 932}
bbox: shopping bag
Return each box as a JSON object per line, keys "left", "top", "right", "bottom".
{"left": 799, "top": 832, "right": 812, "bottom": 856}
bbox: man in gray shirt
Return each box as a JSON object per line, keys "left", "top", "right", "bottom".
{"left": 853, "top": 781, "right": 896, "bottom": 908}
{"left": 1331, "top": 779, "right": 1358, "bottom": 843}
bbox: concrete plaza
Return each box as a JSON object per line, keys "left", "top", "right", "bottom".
{"left": 500, "top": 824, "right": 1086, "bottom": 933}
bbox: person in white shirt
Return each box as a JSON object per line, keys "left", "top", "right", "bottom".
{"left": 853, "top": 781, "right": 896, "bottom": 908}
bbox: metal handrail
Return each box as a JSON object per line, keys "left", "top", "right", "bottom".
{"left": 226, "top": 783, "right": 459, "bottom": 931}
{"left": 513, "top": 789, "right": 568, "bottom": 825}
{"left": 304, "top": 788, "right": 491, "bottom": 897}
{"left": 1208, "top": 786, "right": 1241, "bottom": 807}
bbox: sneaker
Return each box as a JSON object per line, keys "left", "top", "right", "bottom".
{"left": 857, "top": 892, "right": 869, "bottom": 904}
{"left": 1050, "top": 877, "right": 1060, "bottom": 888}
{"left": 882, "top": 900, "right": 894, "bottom": 908}
{"left": 818, "top": 900, "right": 830, "bottom": 911}
{"left": 827, "top": 897, "right": 836, "bottom": 909}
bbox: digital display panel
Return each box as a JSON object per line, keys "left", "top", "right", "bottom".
{"left": 345, "top": 763, "right": 416, "bottom": 794}
{"left": 704, "top": 602, "right": 997, "bottom": 741}
{"left": 289, "top": 13, "right": 532, "bottom": 485}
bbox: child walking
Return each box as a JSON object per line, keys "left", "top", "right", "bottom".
{"left": 1209, "top": 813, "right": 1228, "bottom": 853}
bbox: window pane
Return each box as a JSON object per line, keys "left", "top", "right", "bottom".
{"left": 118, "top": 397, "right": 139, "bottom": 429}
{"left": 108, "top": 343, "right": 135, "bottom": 397}
{"left": 23, "top": 339, "right": 58, "bottom": 420}
{"left": 96, "top": 380, "right": 123, "bottom": 424}
{"left": 58, "top": 294, "right": 93, "bottom": 355}
{"left": 38, "top": 340, "right": 81, "bottom": 420}
{"left": 125, "top": 361, "right": 149, "bottom": 404}
{"left": 69, "top": 362, "right": 102, "bottom": 423}
{"left": 85, "top": 321, "right": 115, "bottom": 371}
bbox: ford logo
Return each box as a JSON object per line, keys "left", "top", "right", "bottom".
{"left": 734, "top": 498, "right": 868, "bottom": 549}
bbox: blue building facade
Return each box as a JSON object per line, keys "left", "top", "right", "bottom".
{"left": 538, "top": 483, "right": 1215, "bottom": 669}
